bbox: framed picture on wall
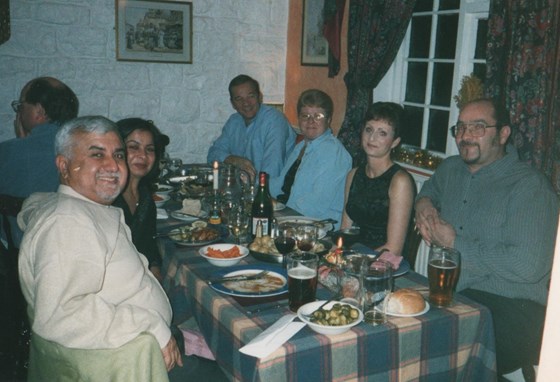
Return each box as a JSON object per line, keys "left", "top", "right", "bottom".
{"left": 116, "top": 0, "right": 192, "bottom": 64}
{"left": 301, "top": 0, "right": 328, "bottom": 66}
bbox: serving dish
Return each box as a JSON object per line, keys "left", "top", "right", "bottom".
{"left": 153, "top": 193, "right": 170, "bottom": 207}
{"left": 297, "top": 300, "right": 363, "bottom": 335}
{"left": 168, "top": 224, "right": 227, "bottom": 246}
{"left": 250, "top": 239, "right": 332, "bottom": 264}
{"left": 276, "top": 216, "right": 334, "bottom": 239}
{"left": 208, "top": 265, "right": 288, "bottom": 297}
{"left": 198, "top": 243, "right": 249, "bottom": 267}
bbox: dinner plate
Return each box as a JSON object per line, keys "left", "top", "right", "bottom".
{"left": 273, "top": 201, "right": 286, "bottom": 211}
{"left": 208, "top": 264, "right": 288, "bottom": 297}
{"left": 168, "top": 224, "right": 228, "bottom": 247}
{"left": 250, "top": 239, "right": 333, "bottom": 264}
{"left": 338, "top": 253, "right": 410, "bottom": 278}
{"left": 276, "top": 216, "right": 334, "bottom": 239}
{"left": 376, "top": 300, "right": 430, "bottom": 317}
{"left": 170, "top": 209, "right": 209, "bottom": 222}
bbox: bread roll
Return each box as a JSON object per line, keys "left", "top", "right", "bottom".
{"left": 386, "top": 288, "right": 426, "bottom": 315}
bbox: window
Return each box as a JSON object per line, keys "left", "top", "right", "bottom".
{"left": 375, "top": 0, "right": 489, "bottom": 157}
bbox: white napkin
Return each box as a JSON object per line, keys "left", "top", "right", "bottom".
{"left": 239, "top": 314, "right": 306, "bottom": 359}
{"left": 156, "top": 208, "right": 169, "bottom": 220}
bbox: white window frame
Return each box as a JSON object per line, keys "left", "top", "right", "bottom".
{"left": 375, "top": 0, "right": 490, "bottom": 158}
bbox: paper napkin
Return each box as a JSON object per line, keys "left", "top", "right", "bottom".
{"left": 239, "top": 314, "right": 306, "bottom": 359}
{"left": 156, "top": 208, "right": 169, "bottom": 220}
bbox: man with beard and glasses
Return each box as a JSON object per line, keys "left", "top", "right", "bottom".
{"left": 415, "top": 98, "right": 558, "bottom": 379}
{"left": 17, "top": 116, "right": 182, "bottom": 381}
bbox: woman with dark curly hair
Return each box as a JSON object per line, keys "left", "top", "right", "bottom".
{"left": 112, "top": 118, "right": 169, "bottom": 281}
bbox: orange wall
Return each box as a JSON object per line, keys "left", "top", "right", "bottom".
{"left": 285, "top": 0, "right": 348, "bottom": 136}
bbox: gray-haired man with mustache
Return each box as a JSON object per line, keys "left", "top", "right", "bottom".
{"left": 17, "top": 116, "right": 182, "bottom": 380}
{"left": 415, "top": 98, "right": 558, "bottom": 378}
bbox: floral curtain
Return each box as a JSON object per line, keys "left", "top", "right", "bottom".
{"left": 485, "top": 0, "right": 560, "bottom": 192}
{"left": 337, "top": 0, "right": 416, "bottom": 163}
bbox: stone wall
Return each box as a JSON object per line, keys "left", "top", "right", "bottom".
{"left": 0, "top": 0, "right": 288, "bottom": 163}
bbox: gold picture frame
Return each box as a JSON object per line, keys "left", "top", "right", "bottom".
{"left": 116, "top": 0, "right": 192, "bottom": 64}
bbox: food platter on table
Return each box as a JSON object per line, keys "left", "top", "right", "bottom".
{"left": 170, "top": 209, "right": 209, "bottom": 223}
{"left": 167, "top": 222, "right": 228, "bottom": 247}
{"left": 208, "top": 264, "right": 288, "bottom": 297}
{"left": 275, "top": 216, "right": 334, "bottom": 239}
{"left": 250, "top": 238, "right": 333, "bottom": 264}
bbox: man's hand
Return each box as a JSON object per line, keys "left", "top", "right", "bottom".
{"left": 414, "top": 197, "right": 440, "bottom": 244}
{"left": 161, "top": 335, "right": 183, "bottom": 371}
{"left": 224, "top": 155, "right": 256, "bottom": 182}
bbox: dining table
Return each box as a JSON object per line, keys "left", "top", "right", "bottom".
{"left": 158, "top": 203, "right": 497, "bottom": 381}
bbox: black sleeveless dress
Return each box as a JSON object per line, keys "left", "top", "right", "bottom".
{"left": 345, "top": 163, "right": 403, "bottom": 249}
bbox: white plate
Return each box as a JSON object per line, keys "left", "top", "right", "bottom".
{"left": 209, "top": 265, "right": 288, "bottom": 297}
{"left": 170, "top": 210, "right": 208, "bottom": 222}
{"left": 276, "top": 216, "right": 333, "bottom": 239}
{"left": 273, "top": 201, "right": 286, "bottom": 211}
{"left": 376, "top": 300, "right": 430, "bottom": 317}
{"left": 169, "top": 175, "right": 197, "bottom": 184}
{"left": 297, "top": 300, "right": 363, "bottom": 335}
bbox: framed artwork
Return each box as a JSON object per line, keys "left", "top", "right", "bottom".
{"left": 116, "top": 0, "right": 192, "bottom": 64}
{"left": 0, "top": 0, "right": 10, "bottom": 45}
{"left": 301, "top": 0, "right": 328, "bottom": 66}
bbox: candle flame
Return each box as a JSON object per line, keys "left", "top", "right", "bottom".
{"left": 337, "top": 236, "right": 343, "bottom": 249}
{"left": 213, "top": 161, "right": 219, "bottom": 170}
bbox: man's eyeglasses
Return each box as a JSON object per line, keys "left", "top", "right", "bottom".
{"left": 298, "top": 113, "right": 326, "bottom": 122}
{"left": 11, "top": 100, "right": 24, "bottom": 113}
{"left": 450, "top": 122, "right": 499, "bottom": 138}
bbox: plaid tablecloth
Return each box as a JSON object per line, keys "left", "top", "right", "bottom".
{"left": 162, "top": 248, "right": 497, "bottom": 382}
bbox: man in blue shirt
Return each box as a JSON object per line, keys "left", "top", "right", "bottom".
{"left": 0, "top": 77, "right": 79, "bottom": 248}
{"left": 207, "top": 75, "right": 296, "bottom": 181}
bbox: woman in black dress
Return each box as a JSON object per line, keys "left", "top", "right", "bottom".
{"left": 341, "top": 103, "right": 415, "bottom": 255}
{"left": 113, "top": 118, "right": 169, "bottom": 282}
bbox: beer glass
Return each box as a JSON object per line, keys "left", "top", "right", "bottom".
{"left": 427, "top": 246, "right": 461, "bottom": 307}
{"left": 361, "top": 259, "right": 393, "bottom": 325}
{"left": 286, "top": 252, "right": 318, "bottom": 312}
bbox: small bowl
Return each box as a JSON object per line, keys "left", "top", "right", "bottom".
{"left": 297, "top": 300, "right": 363, "bottom": 336}
{"left": 153, "top": 193, "right": 170, "bottom": 207}
{"left": 330, "top": 227, "right": 361, "bottom": 249}
{"left": 199, "top": 243, "right": 249, "bottom": 267}
{"left": 155, "top": 184, "right": 174, "bottom": 195}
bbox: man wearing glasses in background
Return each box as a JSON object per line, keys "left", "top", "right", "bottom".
{"left": 415, "top": 98, "right": 559, "bottom": 380}
{"left": 0, "top": 77, "right": 79, "bottom": 248}
{"left": 207, "top": 74, "right": 296, "bottom": 181}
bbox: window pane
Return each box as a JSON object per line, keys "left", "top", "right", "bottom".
{"left": 405, "top": 62, "right": 428, "bottom": 103}
{"left": 439, "top": 0, "right": 459, "bottom": 11}
{"left": 431, "top": 63, "right": 454, "bottom": 106}
{"left": 402, "top": 106, "right": 424, "bottom": 147}
{"left": 409, "top": 16, "right": 432, "bottom": 58}
{"left": 435, "top": 14, "right": 458, "bottom": 59}
{"left": 475, "top": 19, "right": 488, "bottom": 59}
{"left": 473, "top": 64, "right": 486, "bottom": 83}
{"left": 427, "top": 109, "right": 449, "bottom": 153}
{"left": 414, "top": 0, "right": 433, "bottom": 12}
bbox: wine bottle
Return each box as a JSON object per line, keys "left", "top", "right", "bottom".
{"left": 251, "top": 172, "right": 273, "bottom": 236}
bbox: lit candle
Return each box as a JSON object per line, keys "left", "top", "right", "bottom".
{"left": 213, "top": 161, "right": 219, "bottom": 190}
{"left": 337, "top": 236, "right": 343, "bottom": 249}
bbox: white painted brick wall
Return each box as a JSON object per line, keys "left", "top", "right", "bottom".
{"left": 0, "top": 0, "right": 288, "bottom": 164}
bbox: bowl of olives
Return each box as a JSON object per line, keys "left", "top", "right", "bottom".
{"left": 297, "top": 301, "right": 363, "bottom": 335}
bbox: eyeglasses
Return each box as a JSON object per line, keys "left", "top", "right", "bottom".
{"left": 450, "top": 121, "right": 499, "bottom": 138}
{"left": 298, "top": 113, "right": 326, "bottom": 122}
{"left": 11, "top": 100, "right": 24, "bottom": 113}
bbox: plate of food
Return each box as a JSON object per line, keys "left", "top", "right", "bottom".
{"left": 208, "top": 264, "right": 288, "bottom": 297}
{"left": 249, "top": 236, "right": 332, "bottom": 264}
{"left": 170, "top": 210, "right": 208, "bottom": 222}
{"left": 275, "top": 216, "right": 334, "bottom": 239}
{"left": 168, "top": 223, "right": 227, "bottom": 246}
{"left": 375, "top": 288, "right": 430, "bottom": 317}
{"left": 323, "top": 249, "right": 410, "bottom": 277}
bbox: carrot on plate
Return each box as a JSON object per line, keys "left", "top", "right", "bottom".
{"left": 206, "top": 246, "right": 241, "bottom": 259}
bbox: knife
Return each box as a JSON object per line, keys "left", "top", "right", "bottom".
{"left": 207, "top": 271, "right": 268, "bottom": 285}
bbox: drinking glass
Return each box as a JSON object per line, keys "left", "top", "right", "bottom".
{"left": 286, "top": 252, "right": 319, "bottom": 312}
{"left": 296, "top": 224, "right": 317, "bottom": 252}
{"left": 428, "top": 246, "right": 461, "bottom": 307}
{"left": 361, "top": 259, "right": 393, "bottom": 325}
{"left": 228, "top": 206, "right": 249, "bottom": 244}
{"left": 169, "top": 158, "right": 183, "bottom": 173}
{"left": 274, "top": 227, "right": 296, "bottom": 268}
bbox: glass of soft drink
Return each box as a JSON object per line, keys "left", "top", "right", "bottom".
{"left": 286, "top": 252, "right": 318, "bottom": 312}
{"left": 295, "top": 224, "right": 317, "bottom": 252}
{"left": 428, "top": 246, "right": 461, "bottom": 307}
{"left": 361, "top": 258, "right": 393, "bottom": 325}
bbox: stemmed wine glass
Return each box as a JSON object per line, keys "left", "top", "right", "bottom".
{"left": 228, "top": 205, "right": 249, "bottom": 244}
{"left": 274, "top": 227, "right": 296, "bottom": 267}
{"left": 296, "top": 224, "right": 318, "bottom": 252}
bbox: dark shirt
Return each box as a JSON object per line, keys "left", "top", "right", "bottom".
{"left": 113, "top": 184, "right": 162, "bottom": 268}
{"left": 345, "top": 163, "right": 403, "bottom": 248}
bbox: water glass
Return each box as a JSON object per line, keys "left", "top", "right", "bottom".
{"left": 228, "top": 206, "right": 249, "bottom": 244}
{"left": 361, "top": 259, "right": 393, "bottom": 325}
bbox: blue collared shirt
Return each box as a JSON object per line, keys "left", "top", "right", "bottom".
{"left": 269, "top": 130, "right": 352, "bottom": 228}
{"left": 207, "top": 104, "right": 296, "bottom": 178}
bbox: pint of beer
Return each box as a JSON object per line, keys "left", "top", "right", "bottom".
{"left": 427, "top": 246, "right": 461, "bottom": 307}
{"left": 287, "top": 252, "right": 318, "bottom": 312}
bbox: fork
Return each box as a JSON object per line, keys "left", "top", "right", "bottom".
{"left": 207, "top": 270, "right": 269, "bottom": 284}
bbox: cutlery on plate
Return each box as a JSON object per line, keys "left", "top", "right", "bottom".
{"left": 302, "top": 293, "right": 343, "bottom": 319}
{"left": 173, "top": 211, "right": 201, "bottom": 218}
{"left": 208, "top": 270, "right": 269, "bottom": 285}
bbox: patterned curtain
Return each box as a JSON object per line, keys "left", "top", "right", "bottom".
{"left": 337, "top": 0, "right": 416, "bottom": 163}
{"left": 485, "top": 0, "right": 560, "bottom": 192}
